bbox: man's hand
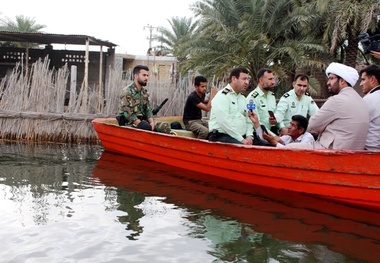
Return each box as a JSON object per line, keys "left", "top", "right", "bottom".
{"left": 133, "top": 119, "right": 141, "bottom": 127}
{"left": 148, "top": 117, "right": 155, "bottom": 131}
{"left": 241, "top": 136, "right": 253, "bottom": 145}
{"left": 247, "top": 110, "right": 260, "bottom": 128}
{"left": 279, "top": 127, "right": 288, "bottom": 136}
{"left": 210, "top": 86, "right": 218, "bottom": 98}
{"left": 262, "top": 132, "right": 278, "bottom": 146}
{"left": 269, "top": 116, "right": 277, "bottom": 125}
{"left": 149, "top": 122, "right": 155, "bottom": 130}
{"left": 371, "top": 51, "right": 380, "bottom": 59}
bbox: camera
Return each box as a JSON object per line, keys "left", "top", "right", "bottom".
{"left": 358, "top": 33, "right": 380, "bottom": 54}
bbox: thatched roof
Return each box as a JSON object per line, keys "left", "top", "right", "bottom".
{"left": 0, "top": 31, "right": 117, "bottom": 47}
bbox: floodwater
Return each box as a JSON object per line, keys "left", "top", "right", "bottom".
{"left": 1, "top": 141, "right": 380, "bottom": 263}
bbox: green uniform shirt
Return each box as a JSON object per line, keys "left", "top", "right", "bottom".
{"left": 119, "top": 82, "right": 153, "bottom": 125}
{"left": 209, "top": 84, "right": 254, "bottom": 142}
{"left": 275, "top": 89, "right": 319, "bottom": 129}
{"left": 247, "top": 87, "right": 277, "bottom": 131}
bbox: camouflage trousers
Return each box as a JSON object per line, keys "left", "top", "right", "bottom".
{"left": 155, "top": 122, "right": 174, "bottom": 135}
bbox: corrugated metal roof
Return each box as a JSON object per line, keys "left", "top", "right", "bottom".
{"left": 0, "top": 31, "right": 117, "bottom": 47}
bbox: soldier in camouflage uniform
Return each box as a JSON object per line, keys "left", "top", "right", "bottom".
{"left": 119, "top": 65, "right": 173, "bottom": 134}
{"left": 119, "top": 65, "right": 155, "bottom": 131}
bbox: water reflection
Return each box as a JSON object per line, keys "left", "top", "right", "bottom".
{"left": 0, "top": 142, "right": 103, "bottom": 225}
{"left": 95, "top": 151, "right": 380, "bottom": 263}
{"left": 1, "top": 141, "right": 380, "bottom": 262}
{"left": 116, "top": 189, "right": 145, "bottom": 240}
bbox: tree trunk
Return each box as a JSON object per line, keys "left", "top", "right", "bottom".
{"left": 312, "top": 69, "right": 329, "bottom": 99}
{"left": 344, "top": 26, "right": 358, "bottom": 68}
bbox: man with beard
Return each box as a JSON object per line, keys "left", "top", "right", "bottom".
{"left": 208, "top": 67, "right": 254, "bottom": 144}
{"left": 274, "top": 74, "right": 319, "bottom": 136}
{"left": 119, "top": 65, "right": 155, "bottom": 131}
{"left": 246, "top": 68, "right": 278, "bottom": 135}
{"left": 286, "top": 62, "right": 369, "bottom": 150}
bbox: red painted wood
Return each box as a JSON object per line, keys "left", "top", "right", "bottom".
{"left": 94, "top": 152, "right": 380, "bottom": 263}
{"left": 93, "top": 118, "right": 380, "bottom": 210}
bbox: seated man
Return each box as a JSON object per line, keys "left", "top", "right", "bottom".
{"left": 246, "top": 68, "right": 278, "bottom": 134}
{"left": 209, "top": 68, "right": 254, "bottom": 145}
{"left": 286, "top": 62, "right": 369, "bottom": 150}
{"left": 359, "top": 64, "right": 380, "bottom": 150}
{"left": 262, "top": 115, "right": 315, "bottom": 147}
{"left": 248, "top": 111, "right": 314, "bottom": 147}
{"left": 183, "top": 76, "right": 217, "bottom": 139}
{"left": 118, "top": 65, "right": 154, "bottom": 131}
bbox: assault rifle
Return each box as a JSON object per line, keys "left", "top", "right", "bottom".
{"left": 116, "top": 98, "right": 169, "bottom": 126}
{"left": 152, "top": 98, "right": 169, "bottom": 115}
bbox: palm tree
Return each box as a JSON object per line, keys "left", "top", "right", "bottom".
{"left": 154, "top": 0, "right": 379, "bottom": 97}
{"left": 258, "top": 0, "right": 333, "bottom": 96}
{"left": 0, "top": 15, "right": 46, "bottom": 48}
{"left": 306, "top": 0, "right": 380, "bottom": 67}
{"left": 153, "top": 16, "right": 197, "bottom": 70}
{"left": 184, "top": 0, "right": 329, "bottom": 95}
{"left": 183, "top": 0, "right": 246, "bottom": 78}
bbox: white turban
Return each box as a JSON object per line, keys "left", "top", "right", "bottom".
{"left": 325, "top": 62, "right": 359, "bottom": 87}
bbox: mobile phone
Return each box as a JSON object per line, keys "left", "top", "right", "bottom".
{"left": 268, "top": 111, "right": 275, "bottom": 118}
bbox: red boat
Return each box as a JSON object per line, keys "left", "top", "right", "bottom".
{"left": 94, "top": 152, "right": 380, "bottom": 263}
{"left": 92, "top": 117, "right": 380, "bottom": 211}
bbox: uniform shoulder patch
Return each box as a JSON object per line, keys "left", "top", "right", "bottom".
{"left": 251, "top": 91, "right": 259, "bottom": 98}
{"left": 222, "top": 87, "right": 232, "bottom": 95}
{"left": 283, "top": 92, "right": 290, "bottom": 98}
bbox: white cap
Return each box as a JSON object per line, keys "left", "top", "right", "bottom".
{"left": 325, "top": 62, "right": 359, "bottom": 87}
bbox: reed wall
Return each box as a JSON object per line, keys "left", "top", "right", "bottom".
{"left": 0, "top": 58, "right": 204, "bottom": 143}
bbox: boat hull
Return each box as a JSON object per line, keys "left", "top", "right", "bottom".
{"left": 94, "top": 152, "right": 380, "bottom": 263}
{"left": 92, "top": 118, "right": 380, "bottom": 210}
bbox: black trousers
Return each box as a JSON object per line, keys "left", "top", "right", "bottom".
{"left": 209, "top": 130, "right": 243, "bottom": 144}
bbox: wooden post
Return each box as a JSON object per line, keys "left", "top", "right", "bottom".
{"left": 98, "top": 46, "right": 103, "bottom": 112}
{"left": 25, "top": 45, "right": 29, "bottom": 78}
{"left": 70, "top": 65, "right": 77, "bottom": 112}
{"left": 83, "top": 37, "right": 89, "bottom": 109}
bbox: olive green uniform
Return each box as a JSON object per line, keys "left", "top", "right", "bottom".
{"left": 275, "top": 89, "right": 319, "bottom": 129}
{"left": 209, "top": 85, "right": 254, "bottom": 142}
{"left": 246, "top": 87, "right": 278, "bottom": 131}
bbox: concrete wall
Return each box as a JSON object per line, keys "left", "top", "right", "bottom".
{"left": 1, "top": 46, "right": 178, "bottom": 85}
{"left": 116, "top": 54, "right": 178, "bottom": 83}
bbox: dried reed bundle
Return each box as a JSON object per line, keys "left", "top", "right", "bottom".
{"left": 0, "top": 58, "right": 198, "bottom": 143}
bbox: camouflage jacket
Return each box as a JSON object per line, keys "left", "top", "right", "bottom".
{"left": 119, "top": 82, "right": 153, "bottom": 124}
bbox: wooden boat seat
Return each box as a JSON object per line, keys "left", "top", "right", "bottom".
{"left": 104, "top": 118, "right": 197, "bottom": 138}
{"left": 172, "top": 129, "right": 197, "bottom": 138}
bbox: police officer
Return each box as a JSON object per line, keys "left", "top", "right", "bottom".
{"left": 274, "top": 73, "right": 319, "bottom": 135}
{"left": 246, "top": 68, "right": 278, "bottom": 134}
{"left": 208, "top": 68, "right": 254, "bottom": 145}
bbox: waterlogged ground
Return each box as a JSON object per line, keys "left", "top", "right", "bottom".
{"left": 1, "top": 141, "right": 379, "bottom": 263}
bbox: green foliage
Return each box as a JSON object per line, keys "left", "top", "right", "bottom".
{"left": 183, "top": 0, "right": 332, "bottom": 89}
{"left": 154, "top": 0, "right": 380, "bottom": 96}
{"left": 0, "top": 15, "right": 46, "bottom": 48}
{"left": 153, "top": 17, "right": 197, "bottom": 60}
